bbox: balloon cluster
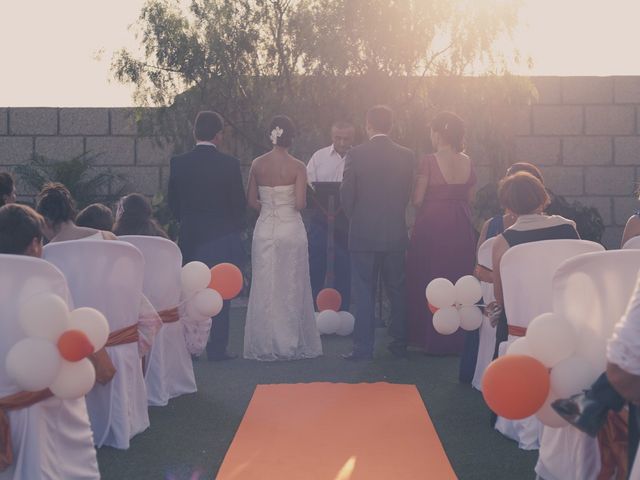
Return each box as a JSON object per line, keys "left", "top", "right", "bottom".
{"left": 6, "top": 294, "right": 109, "bottom": 399}
{"left": 483, "top": 312, "right": 598, "bottom": 427}
{"left": 425, "top": 276, "right": 483, "bottom": 334}
{"left": 315, "top": 288, "right": 355, "bottom": 336}
{"left": 181, "top": 262, "right": 243, "bottom": 320}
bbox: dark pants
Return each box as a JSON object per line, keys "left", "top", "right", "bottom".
{"left": 185, "top": 232, "right": 245, "bottom": 358}
{"left": 308, "top": 216, "right": 351, "bottom": 310}
{"left": 351, "top": 250, "right": 407, "bottom": 355}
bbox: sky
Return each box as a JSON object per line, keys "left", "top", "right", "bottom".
{"left": 0, "top": 0, "right": 639, "bottom": 107}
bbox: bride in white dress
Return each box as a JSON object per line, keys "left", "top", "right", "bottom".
{"left": 243, "top": 116, "right": 322, "bottom": 361}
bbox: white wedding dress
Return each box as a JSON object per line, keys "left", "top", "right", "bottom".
{"left": 244, "top": 185, "right": 323, "bottom": 361}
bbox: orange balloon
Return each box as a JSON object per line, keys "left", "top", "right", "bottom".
{"left": 428, "top": 303, "right": 439, "bottom": 314}
{"left": 482, "top": 355, "right": 550, "bottom": 420}
{"left": 57, "top": 330, "right": 94, "bottom": 362}
{"left": 209, "top": 263, "right": 243, "bottom": 300}
{"left": 317, "top": 288, "right": 342, "bottom": 312}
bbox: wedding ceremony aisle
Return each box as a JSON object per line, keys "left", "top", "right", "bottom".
{"left": 97, "top": 308, "right": 537, "bottom": 479}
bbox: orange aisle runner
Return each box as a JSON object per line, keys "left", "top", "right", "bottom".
{"left": 217, "top": 382, "right": 457, "bottom": 480}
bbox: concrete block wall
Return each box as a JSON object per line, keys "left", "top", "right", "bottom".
{"left": 515, "top": 77, "right": 640, "bottom": 248}
{"left": 1, "top": 76, "right": 639, "bottom": 248}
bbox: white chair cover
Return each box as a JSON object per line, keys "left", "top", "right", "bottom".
{"left": 622, "top": 236, "right": 640, "bottom": 250}
{"left": 0, "top": 255, "right": 99, "bottom": 480}
{"left": 536, "top": 250, "right": 640, "bottom": 480}
{"left": 43, "top": 240, "right": 149, "bottom": 449}
{"left": 119, "top": 236, "right": 197, "bottom": 406}
{"left": 496, "top": 239, "right": 604, "bottom": 450}
{"left": 472, "top": 237, "right": 497, "bottom": 391}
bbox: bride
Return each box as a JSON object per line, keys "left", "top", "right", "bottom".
{"left": 243, "top": 115, "right": 322, "bottom": 361}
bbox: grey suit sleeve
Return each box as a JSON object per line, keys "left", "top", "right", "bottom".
{"left": 168, "top": 157, "right": 180, "bottom": 221}
{"left": 340, "top": 150, "right": 356, "bottom": 219}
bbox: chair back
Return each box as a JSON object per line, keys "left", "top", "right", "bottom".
{"left": 477, "top": 237, "right": 496, "bottom": 305}
{"left": 500, "top": 240, "right": 604, "bottom": 328}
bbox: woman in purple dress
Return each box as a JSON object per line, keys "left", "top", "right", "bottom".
{"left": 407, "top": 112, "right": 476, "bottom": 356}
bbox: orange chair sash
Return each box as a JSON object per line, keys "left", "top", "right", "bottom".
{"left": 158, "top": 307, "right": 179, "bottom": 324}
{"left": 597, "top": 409, "right": 628, "bottom": 480}
{"left": 507, "top": 325, "right": 527, "bottom": 337}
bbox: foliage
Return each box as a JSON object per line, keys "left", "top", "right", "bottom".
{"left": 15, "top": 153, "right": 126, "bottom": 209}
{"left": 112, "top": 0, "right": 530, "bottom": 159}
{"left": 151, "top": 192, "right": 179, "bottom": 240}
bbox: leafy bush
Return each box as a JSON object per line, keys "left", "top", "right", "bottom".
{"left": 15, "top": 153, "right": 125, "bottom": 209}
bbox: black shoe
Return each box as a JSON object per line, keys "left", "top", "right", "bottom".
{"left": 551, "top": 392, "right": 610, "bottom": 437}
{"left": 208, "top": 352, "right": 238, "bottom": 362}
{"left": 387, "top": 342, "right": 408, "bottom": 358}
{"left": 342, "top": 351, "right": 373, "bottom": 361}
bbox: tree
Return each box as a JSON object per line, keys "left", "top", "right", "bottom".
{"left": 112, "top": 0, "right": 531, "bottom": 159}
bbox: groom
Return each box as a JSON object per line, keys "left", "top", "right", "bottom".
{"left": 168, "top": 110, "right": 247, "bottom": 361}
{"left": 340, "top": 105, "right": 414, "bottom": 360}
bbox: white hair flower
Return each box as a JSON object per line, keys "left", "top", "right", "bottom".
{"left": 270, "top": 126, "right": 284, "bottom": 145}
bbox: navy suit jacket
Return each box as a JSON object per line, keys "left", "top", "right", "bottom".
{"left": 168, "top": 144, "right": 246, "bottom": 264}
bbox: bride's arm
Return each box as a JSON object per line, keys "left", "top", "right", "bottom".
{"left": 247, "top": 164, "right": 260, "bottom": 212}
{"left": 295, "top": 164, "right": 308, "bottom": 211}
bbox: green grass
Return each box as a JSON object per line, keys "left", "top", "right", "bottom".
{"left": 97, "top": 308, "right": 537, "bottom": 479}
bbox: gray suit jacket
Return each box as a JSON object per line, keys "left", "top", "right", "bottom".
{"left": 340, "top": 135, "right": 415, "bottom": 252}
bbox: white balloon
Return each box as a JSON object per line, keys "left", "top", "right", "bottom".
{"left": 432, "top": 307, "right": 461, "bottom": 335}
{"left": 459, "top": 306, "right": 483, "bottom": 331}
{"left": 336, "top": 311, "right": 355, "bottom": 336}
{"left": 425, "top": 278, "right": 456, "bottom": 309}
{"left": 455, "top": 275, "right": 483, "bottom": 306}
{"left": 550, "top": 355, "right": 600, "bottom": 399}
{"left": 6, "top": 338, "right": 61, "bottom": 391}
{"left": 536, "top": 391, "right": 569, "bottom": 429}
{"left": 526, "top": 313, "right": 578, "bottom": 368}
{"left": 68, "top": 307, "right": 110, "bottom": 351}
{"left": 506, "top": 337, "right": 533, "bottom": 357}
{"left": 50, "top": 358, "right": 96, "bottom": 399}
{"left": 186, "top": 301, "right": 211, "bottom": 322}
{"left": 192, "top": 289, "right": 223, "bottom": 317}
{"left": 181, "top": 261, "right": 211, "bottom": 295}
{"left": 316, "top": 310, "right": 341, "bottom": 335}
{"left": 19, "top": 293, "right": 69, "bottom": 342}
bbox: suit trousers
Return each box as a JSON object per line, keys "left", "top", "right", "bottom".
{"left": 308, "top": 215, "right": 351, "bottom": 310}
{"left": 350, "top": 250, "right": 408, "bottom": 355}
{"left": 186, "top": 232, "right": 245, "bottom": 358}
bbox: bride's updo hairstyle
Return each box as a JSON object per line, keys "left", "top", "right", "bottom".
{"left": 269, "top": 115, "right": 296, "bottom": 148}
{"left": 431, "top": 111, "right": 465, "bottom": 153}
{"left": 36, "top": 182, "right": 77, "bottom": 227}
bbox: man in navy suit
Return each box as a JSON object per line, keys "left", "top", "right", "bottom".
{"left": 169, "top": 111, "right": 246, "bottom": 361}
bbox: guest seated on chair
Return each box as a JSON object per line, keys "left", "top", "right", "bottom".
{"left": 0, "top": 203, "right": 44, "bottom": 256}
{"left": 113, "top": 193, "right": 167, "bottom": 238}
{"left": 36, "top": 182, "right": 117, "bottom": 242}
{"left": 76, "top": 203, "right": 114, "bottom": 231}
{"left": 491, "top": 172, "right": 579, "bottom": 354}
{"left": 0, "top": 172, "right": 17, "bottom": 207}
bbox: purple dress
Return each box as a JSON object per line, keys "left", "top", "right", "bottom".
{"left": 407, "top": 154, "right": 477, "bottom": 354}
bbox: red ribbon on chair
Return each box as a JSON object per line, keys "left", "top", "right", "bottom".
{"left": 158, "top": 307, "right": 179, "bottom": 324}
{"left": 507, "top": 325, "right": 527, "bottom": 337}
{"left": 597, "top": 410, "right": 628, "bottom": 480}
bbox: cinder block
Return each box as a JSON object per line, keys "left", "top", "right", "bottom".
{"left": 614, "top": 77, "right": 640, "bottom": 103}
{"left": 86, "top": 137, "right": 135, "bottom": 165}
{"left": 60, "top": 108, "right": 109, "bottom": 135}
{"left": 585, "top": 106, "right": 635, "bottom": 135}
{"left": 110, "top": 108, "right": 138, "bottom": 135}
{"left": 566, "top": 196, "right": 613, "bottom": 226}
{"left": 601, "top": 226, "right": 624, "bottom": 250}
{"left": 531, "top": 77, "right": 562, "bottom": 104}
{"left": 562, "top": 77, "right": 613, "bottom": 104}
{"left": 613, "top": 196, "right": 640, "bottom": 226}
{"left": 35, "top": 137, "right": 84, "bottom": 161}
{"left": 562, "top": 137, "right": 612, "bottom": 165}
{"left": 0, "top": 137, "right": 33, "bottom": 165}
{"left": 541, "top": 166, "right": 584, "bottom": 195}
{"left": 110, "top": 166, "right": 161, "bottom": 196}
{"left": 585, "top": 166, "right": 636, "bottom": 195}
{"left": 515, "top": 136, "right": 561, "bottom": 165}
{"left": 136, "top": 138, "right": 174, "bottom": 165}
{"left": 533, "top": 106, "right": 583, "bottom": 135}
{"left": 0, "top": 109, "right": 7, "bottom": 135}
{"left": 9, "top": 108, "right": 57, "bottom": 135}
{"left": 614, "top": 137, "right": 640, "bottom": 165}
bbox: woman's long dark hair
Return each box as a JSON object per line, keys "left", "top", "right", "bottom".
{"left": 112, "top": 193, "right": 167, "bottom": 238}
